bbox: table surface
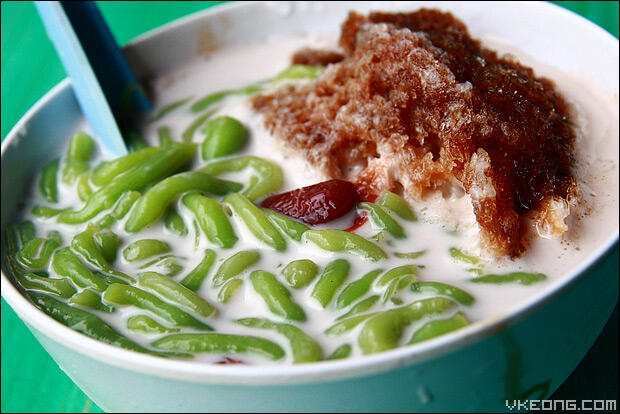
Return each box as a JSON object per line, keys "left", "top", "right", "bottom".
{"left": 1, "top": 1, "right": 618, "bottom": 412}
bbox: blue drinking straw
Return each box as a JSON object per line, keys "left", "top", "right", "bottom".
{"left": 35, "top": 1, "right": 152, "bottom": 157}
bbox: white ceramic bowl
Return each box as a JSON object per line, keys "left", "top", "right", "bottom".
{"left": 2, "top": 2, "right": 618, "bottom": 412}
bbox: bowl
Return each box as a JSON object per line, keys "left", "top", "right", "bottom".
{"left": 1, "top": 2, "right": 618, "bottom": 412}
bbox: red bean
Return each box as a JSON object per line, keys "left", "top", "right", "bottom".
{"left": 261, "top": 179, "right": 359, "bottom": 225}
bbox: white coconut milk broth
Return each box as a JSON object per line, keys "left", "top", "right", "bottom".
{"left": 18, "top": 33, "right": 619, "bottom": 365}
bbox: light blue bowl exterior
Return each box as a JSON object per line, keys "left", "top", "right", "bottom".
{"left": 2, "top": 73, "right": 618, "bottom": 414}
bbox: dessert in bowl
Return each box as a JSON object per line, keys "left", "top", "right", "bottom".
{"left": 1, "top": 2, "right": 618, "bottom": 412}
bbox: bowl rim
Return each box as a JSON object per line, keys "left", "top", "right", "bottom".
{"left": 1, "top": 0, "right": 618, "bottom": 386}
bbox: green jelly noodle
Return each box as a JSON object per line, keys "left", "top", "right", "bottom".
{"left": 311, "top": 259, "right": 350, "bottom": 308}
{"left": 183, "top": 193, "right": 237, "bottom": 248}
{"left": 102, "top": 284, "right": 213, "bottom": 331}
{"left": 224, "top": 193, "right": 287, "bottom": 251}
{"left": 409, "top": 313, "right": 469, "bottom": 344}
{"left": 281, "top": 259, "right": 319, "bottom": 289}
{"left": 201, "top": 116, "right": 249, "bottom": 160}
{"left": 304, "top": 230, "right": 387, "bottom": 262}
{"left": 250, "top": 270, "right": 307, "bottom": 322}
{"left": 237, "top": 318, "right": 322, "bottom": 363}
{"left": 127, "top": 315, "right": 180, "bottom": 334}
{"left": 218, "top": 278, "right": 243, "bottom": 303}
{"left": 181, "top": 249, "right": 216, "bottom": 291}
{"left": 138, "top": 272, "right": 217, "bottom": 318}
{"left": 359, "top": 297, "right": 457, "bottom": 354}
{"left": 152, "top": 333, "right": 285, "bottom": 360}
{"left": 212, "top": 250, "right": 260, "bottom": 287}
{"left": 123, "top": 239, "right": 172, "bottom": 262}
